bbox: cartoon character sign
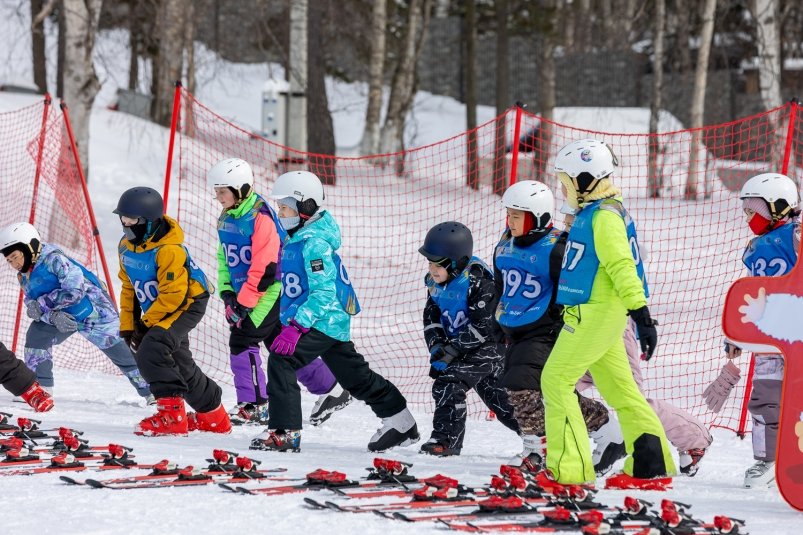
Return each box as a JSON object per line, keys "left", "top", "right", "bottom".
{"left": 723, "top": 269, "right": 803, "bottom": 510}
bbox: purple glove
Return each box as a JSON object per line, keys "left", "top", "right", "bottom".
{"left": 702, "top": 360, "right": 741, "bottom": 413}
{"left": 269, "top": 320, "right": 310, "bottom": 355}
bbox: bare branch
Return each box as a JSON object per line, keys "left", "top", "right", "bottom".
{"left": 32, "top": 0, "right": 57, "bottom": 28}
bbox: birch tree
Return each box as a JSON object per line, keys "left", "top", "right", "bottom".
{"left": 492, "top": 0, "right": 509, "bottom": 195}
{"left": 648, "top": 0, "right": 666, "bottom": 198}
{"left": 62, "top": 0, "right": 103, "bottom": 180}
{"left": 686, "top": 0, "right": 717, "bottom": 200}
{"left": 359, "top": 0, "right": 387, "bottom": 156}
{"left": 152, "top": 0, "right": 188, "bottom": 126}
{"left": 465, "top": 0, "right": 479, "bottom": 189}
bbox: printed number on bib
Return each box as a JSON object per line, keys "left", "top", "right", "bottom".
{"left": 225, "top": 244, "right": 252, "bottom": 267}
{"left": 752, "top": 257, "right": 788, "bottom": 277}
{"left": 282, "top": 272, "right": 303, "bottom": 298}
{"left": 442, "top": 310, "right": 469, "bottom": 333}
{"left": 502, "top": 269, "right": 542, "bottom": 298}
{"left": 562, "top": 241, "right": 586, "bottom": 271}
{"left": 134, "top": 280, "right": 158, "bottom": 303}
{"left": 629, "top": 236, "right": 641, "bottom": 265}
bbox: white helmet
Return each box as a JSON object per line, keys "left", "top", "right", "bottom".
{"left": 0, "top": 222, "right": 41, "bottom": 252}
{"left": 270, "top": 170, "right": 325, "bottom": 206}
{"left": 207, "top": 158, "right": 254, "bottom": 200}
{"left": 739, "top": 172, "right": 800, "bottom": 220}
{"left": 554, "top": 138, "right": 618, "bottom": 178}
{"left": 502, "top": 180, "right": 555, "bottom": 228}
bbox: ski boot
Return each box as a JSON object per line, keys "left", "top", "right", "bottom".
{"left": 250, "top": 429, "right": 301, "bottom": 452}
{"left": 590, "top": 419, "right": 626, "bottom": 476}
{"left": 187, "top": 404, "right": 232, "bottom": 434}
{"left": 20, "top": 382, "right": 54, "bottom": 413}
{"left": 367, "top": 408, "right": 420, "bottom": 452}
{"left": 134, "top": 397, "right": 188, "bottom": 436}
{"left": 419, "top": 438, "right": 460, "bottom": 457}
{"left": 678, "top": 448, "right": 706, "bottom": 477}
{"left": 309, "top": 384, "right": 353, "bottom": 426}
{"left": 507, "top": 434, "right": 546, "bottom": 473}
{"left": 743, "top": 459, "right": 775, "bottom": 488}
{"left": 228, "top": 403, "right": 269, "bottom": 426}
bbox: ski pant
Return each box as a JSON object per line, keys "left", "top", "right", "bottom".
{"left": 430, "top": 346, "right": 519, "bottom": 451}
{"left": 229, "top": 300, "right": 336, "bottom": 404}
{"left": 575, "top": 319, "right": 713, "bottom": 452}
{"left": 24, "top": 320, "right": 149, "bottom": 396}
{"left": 507, "top": 389, "right": 610, "bottom": 437}
{"left": 134, "top": 294, "right": 221, "bottom": 413}
{"left": 267, "top": 329, "right": 407, "bottom": 430}
{"left": 748, "top": 354, "right": 783, "bottom": 461}
{"left": 542, "top": 302, "right": 675, "bottom": 484}
{"left": 0, "top": 342, "right": 36, "bottom": 396}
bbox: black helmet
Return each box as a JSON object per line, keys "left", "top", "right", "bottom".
{"left": 419, "top": 222, "right": 473, "bottom": 265}
{"left": 114, "top": 187, "right": 164, "bottom": 221}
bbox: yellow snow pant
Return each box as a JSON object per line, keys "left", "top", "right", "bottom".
{"left": 542, "top": 301, "right": 676, "bottom": 484}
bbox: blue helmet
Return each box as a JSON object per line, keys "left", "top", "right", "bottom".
{"left": 419, "top": 221, "right": 473, "bottom": 266}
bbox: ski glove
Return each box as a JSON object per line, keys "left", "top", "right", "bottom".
{"left": 26, "top": 300, "right": 44, "bottom": 321}
{"left": 429, "top": 344, "right": 460, "bottom": 372}
{"left": 50, "top": 311, "right": 78, "bottom": 333}
{"left": 628, "top": 306, "right": 658, "bottom": 361}
{"left": 270, "top": 320, "right": 310, "bottom": 356}
{"left": 221, "top": 291, "right": 251, "bottom": 329}
{"left": 702, "top": 360, "right": 741, "bottom": 412}
{"left": 128, "top": 321, "right": 149, "bottom": 352}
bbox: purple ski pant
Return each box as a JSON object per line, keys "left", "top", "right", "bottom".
{"left": 231, "top": 349, "right": 335, "bottom": 403}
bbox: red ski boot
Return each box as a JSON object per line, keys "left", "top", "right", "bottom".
{"left": 20, "top": 382, "right": 53, "bottom": 413}
{"left": 134, "top": 397, "right": 188, "bottom": 436}
{"left": 186, "top": 404, "right": 232, "bottom": 434}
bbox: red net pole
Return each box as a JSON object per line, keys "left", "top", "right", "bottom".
{"left": 11, "top": 94, "right": 51, "bottom": 353}
{"left": 737, "top": 354, "right": 757, "bottom": 438}
{"left": 509, "top": 104, "right": 523, "bottom": 186}
{"left": 162, "top": 81, "right": 183, "bottom": 211}
{"left": 59, "top": 100, "right": 117, "bottom": 308}
{"left": 781, "top": 99, "right": 799, "bottom": 175}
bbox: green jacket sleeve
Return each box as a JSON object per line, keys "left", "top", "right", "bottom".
{"left": 593, "top": 208, "right": 647, "bottom": 311}
{"left": 216, "top": 243, "right": 233, "bottom": 295}
{"left": 293, "top": 237, "right": 341, "bottom": 330}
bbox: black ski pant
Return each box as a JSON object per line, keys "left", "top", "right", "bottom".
{"left": 134, "top": 294, "right": 222, "bottom": 413}
{"left": 0, "top": 342, "right": 36, "bottom": 396}
{"left": 431, "top": 347, "right": 519, "bottom": 451}
{"left": 267, "top": 329, "right": 406, "bottom": 430}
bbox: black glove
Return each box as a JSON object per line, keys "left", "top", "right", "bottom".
{"left": 429, "top": 344, "right": 461, "bottom": 371}
{"left": 120, "top": 330, "right": 133, "bottom": 349}
{"left": 130, "top": 321, "right": 149, "bottom": 352}
{"left": 221, "top": 291, "right": 252, "bottom": 328}
{"left": 629, "top": 306, "right": 658, "bottom": 361}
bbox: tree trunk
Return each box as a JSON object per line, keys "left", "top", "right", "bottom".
{"left": 675, "top": 0, "right": 692, "bottom": 74}
{"left": 686, "top": 0, "right": 717, "bottom": 200}
{"left": 287, "top": 0, "right": 308, "bottom": 153}
{"left": 183, "top": 0, "right": 196, "bottom": 137}
{"left": 128, "top": 2, "right": 139, "bottom": 91}
{"left": 492, "top": 0, "right": 509, "bottom": 195}
{"left": 359, "top": 0, "right": 387, "bottom": 156}
{"left": 648, "top": 0, "right": 666, "bottom": 198}
{"left": 62, "top": 0, "right": 103, "bottom": 182}
{"left": 307, "top": 0, "right": 336, "bottom": 184}
{"left": 465, "top": 0, "right": 479, "bottom": 190}
{"left": 152, "top": 0, "right": 187, "bottom": 127}
{"left": 752, "top": 0, "right": 782, "bottom": 110}
{"left": 31, "top": 0, "right": 47, "bottom": 94}
{"left": 379, "top": 0, "right": 432, "bottom": 171}
{"left": 538, "top": 1, "right": 561, "bottom": 189}
{"left": 56, "top": 3, "right": 65, "bottom": 98}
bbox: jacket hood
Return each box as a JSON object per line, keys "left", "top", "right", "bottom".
{"left": 290, "top": 210, "right": 341, "bottom": 250}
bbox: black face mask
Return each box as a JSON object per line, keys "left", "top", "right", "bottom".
{"left": 122, "top": 218, "right": 150, "bottom": 245}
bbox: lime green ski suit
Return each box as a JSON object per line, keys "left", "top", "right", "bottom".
{"left": 542, "top": 199, "right": 676, "bottom": 484}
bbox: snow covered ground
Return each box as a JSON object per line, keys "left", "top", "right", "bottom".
{"left": 0, "top": 370, "right": 798, "bottom": 535}
{"left": 0, "top": 7, "right": 800, "bottom": 532}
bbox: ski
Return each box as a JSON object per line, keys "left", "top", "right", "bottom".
{"left": 2, "top": 444, "right": 137, "bottom": 476}
{"left": 76, "top": 451, "right": 288, "bottom": 490}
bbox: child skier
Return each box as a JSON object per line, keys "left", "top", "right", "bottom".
{"left": 0, "top": 341, "right": 53, "bottom": 412}
{"left": 702, "top": 172, "right": 799, "bottom": 488}
{"left": 114, "top": 186, "right": 230, "bottom": 436}
{"left": 207, "top": 158, "right": 351, "bottom": 426}
{"left": 494, "top": 180, "right": 621, "bottom": 473}
{"left": 0, "top": 222, "right": 150, "bottom": 401}
{"left": 251, "top": 170, "right": 419, "bottom": 452}
{"left": 542, "top": 139, "right": 675, "bottom": 486}
{"left": 417, "top": 221, "right": 519, "bottom": 456}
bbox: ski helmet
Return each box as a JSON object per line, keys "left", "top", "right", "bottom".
{"left": 114, "top": 187, "right": 165, "bottom": 244}
{"left": 207, "top": 158, "right": 254, "bottom": 202}
{"left": 270, "top": 170, "right": 325, "bottom": 219}
{"left": 554, "top": 138, "right": 618, "bottom": 198}
{"left": 0, "top": 222, "right": 42, "bottom": 272}
{"left": 739, "top": 173, "right": 800, "bottom": 222}
{"left": 419, "top": 222, "right": 473, "bottom": 268}
{"left": 502, "top": 180, "right": 555, "bottom": 229}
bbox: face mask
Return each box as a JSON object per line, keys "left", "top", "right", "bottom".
{"left": 747, "top": 212, "right": 772, "bottom": 236}
{"left": 280, "top": 216, "right": 300, "bottom": 230}
{"left": 123, "top": 220, "right": 150, "bottom": 244}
